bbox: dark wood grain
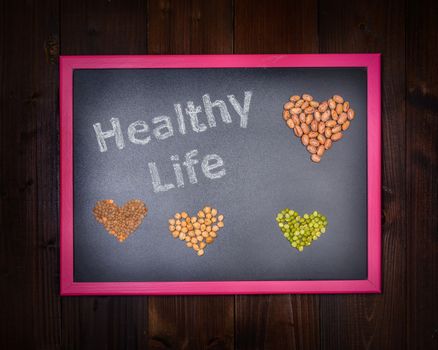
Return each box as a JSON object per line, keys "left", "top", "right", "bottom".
{"left": 148, "top": 296, "right": 234, "bottom": 350}
{"left": 59, "top": 1, "right": 149, "bottom": 349}
{"left": 406, "top": 0, "right": 438, "bottom": 348}
{"left": 234, "top": 0, "right": 318, "bottom": 53}
{"left": 147, "top": 1, "right": 235, "bottom": 349}
{"left": 235, "top": 295, "right": 320, "bottom": 350}
{"left": 148, "top": 0, "right": 233, "bottom": 54}
{"left": 318, "top": 0, "right": 407, "bottom": 349}
{"left": 60, "top": 0, "right": 148, "bottom": 54}
{"left": 233, "top": 1, "right": 320, "bottom": 349}
{"left": 1, "top": 1, "right": 437, "bottom": 349}
{"left": 61, "top": 297, "right": 148, "bottom": 349}
{"left": 0, "top": 0, "right": 60, "bottom": 349}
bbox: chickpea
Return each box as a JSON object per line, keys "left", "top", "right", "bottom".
{"left": 167, "top": 209, "right": 224, "bottom": 256}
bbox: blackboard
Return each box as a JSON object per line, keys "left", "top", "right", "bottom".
{"left": 72, "top": 66, "right": 368, "bottom": 283}
{"left": 74, "top": 68, "right": 367, "bottom": 281}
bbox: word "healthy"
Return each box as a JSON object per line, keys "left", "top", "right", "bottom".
{"left": 93, "top": 91, "right": 252, "bottom": 152}
{"left": 92, "top": 91, "right": 253, "bottom": 193}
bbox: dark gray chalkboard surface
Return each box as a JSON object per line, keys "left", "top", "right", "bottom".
{"left": 73, "top": 67, "right": 367, "bottom": 282}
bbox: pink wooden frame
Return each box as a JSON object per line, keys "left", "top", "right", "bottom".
{"left": 60, "top": 54, "right": 381, "bottom": 295}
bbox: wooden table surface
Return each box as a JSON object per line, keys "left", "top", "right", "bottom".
{"left": 1, "top": 0, "right": 437, "bottom": 349}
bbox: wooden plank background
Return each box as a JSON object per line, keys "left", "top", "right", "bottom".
{"left": 0, "top": 0, "right": 436, "bottom": 349}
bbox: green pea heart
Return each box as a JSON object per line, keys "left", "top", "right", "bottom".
{"left": 275, "top": 209, "right": 328, "bottom": 252}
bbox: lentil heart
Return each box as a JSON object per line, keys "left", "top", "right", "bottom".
{"left": 93, "top": 199, "right": 148, "bottom": 242}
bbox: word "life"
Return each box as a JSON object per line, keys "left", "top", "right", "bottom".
{"left": 93, "top": 91, "right": 253, "bottom": 152}
{"left": 148, "top": 149, "right": 225, "bottom": 193}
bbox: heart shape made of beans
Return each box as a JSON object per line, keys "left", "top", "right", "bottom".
{"left": 168, "top": 206, "right": 225, "bottom": 257}
{"left": 282, "top": 93, "right": 356, "bottom": 163}
{"left": 276, "top": 209, "right": 328, "bottom": 252}
{"left": 93, "top": 199, "right": 148, "bottom": 242}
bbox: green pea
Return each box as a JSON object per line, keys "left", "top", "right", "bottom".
{"left": 276, "top": 208, "right": 328, "bottom": 252}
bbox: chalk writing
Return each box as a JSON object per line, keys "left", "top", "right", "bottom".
{"left": 92, "top": 91, "right": 252, "bottom": 152}
{"left": 92, "top": 91, "right": 252, "bottom": 194}
{"left": 148, "top": 150, "right": 226, "bottom": 193}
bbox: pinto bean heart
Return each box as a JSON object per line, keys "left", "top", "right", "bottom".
{"left": 282, "top": 93, "right": 356, "bottom": 162}
{"left": 93, "top": 199, "right": 148, "bottom": 242}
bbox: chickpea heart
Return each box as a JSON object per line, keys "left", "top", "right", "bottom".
{"left": 168, "top": 206, "right": 224, "bottom": 256}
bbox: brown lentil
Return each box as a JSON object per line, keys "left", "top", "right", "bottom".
{"left": 93, "top": 199, "right": 148, "bottom": 242}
